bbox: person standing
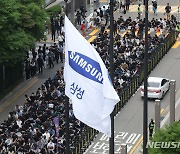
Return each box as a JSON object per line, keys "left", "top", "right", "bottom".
{"left": 60, "top": 14, "right": 64, "bottom": 32}
{"left": 45, "top": 47, "right": 49, "bottom": 68}
{"left": 58, "top": 33, "right": 64, "bottom": 47}
{"left": 105, "top": 7, "right": 110, "bottom": 26}
{"left": 54, "top": 45, "right": 60, "bottom": 64}
{"left": 149, "top": 119, "right": 155, "bottom": 139}
{"left": 137, "top": 4, "right": 142, "bottom": 19}
{"left": 165, "top": 3, "right": 171, "bottom": 20}
{"left": 81, "top": 21, "right": 86, "bottom": 37}
{"left": 48, "top": 50, "right": 54, "bottom": 68}
{"left": 113, "top": 20, "right": 118, "bottom": 36}
{"left": 152, "top": 0, "right": 157, "bottom": 16}
{"left": 25, "top": 58, "right": 31, "bottom": 80}
{"left": 118, "top": 0, "right": 123, "bottom": 12}
{"left": 51, "top": 24, "right": 56, "bottom": 42}
{"left": 93, "top": 9, "right": 98, "bottom": 27}
{"left": 42, "top": 44, "right": 46, "bottom": 61}
{"left": 37, "top": 56, "right": 44, "bottom": 74}
{"left": 125, "top": 0, "right": 130, "bottom": 11}
{"left": 59, "top": 45, "right": 64, "bottom": 63}
{"left": 176, "top": 23, "right": 180, "bottom": 32}
{"left": 76, "top": 11, "right": 81, "bottom": 26}
{"left": 47, "top": 139, "right": 55, "bottom": 154}
{"left": 84, "top": 16, "right": 88, "bottom": 31}
{"left": 100, "top": 17, "right": 106, "bottom": 34}
{"left": 138, "top": 21, "right": 144, "bottom": 39}
{"left": 30, "top": 58, "right": 36, "bottom": 77}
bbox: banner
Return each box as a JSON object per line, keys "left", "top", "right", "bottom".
{"left": 64, "top": 16, "right": 120, "bottom": 137}
{"left": 53, "top": 116, "right": 59, "bottom": 138}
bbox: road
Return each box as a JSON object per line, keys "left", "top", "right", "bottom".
{"left": 0, "top": 57, "right": 64, "bottom": 123}
{"left": 84, "top": 31, "right": 180, "bottom": 153}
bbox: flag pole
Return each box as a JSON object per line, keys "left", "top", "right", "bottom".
{"left": 65, "top": 96, "right": 70, "bottom": 154}
{"left": 109, "top": 0, "right": 115, "bottom": 153}
{"left": 143, "top": 0, "right": 149, "bottom": 153}
{"left": 64, "top": 1, "right": 70, "bottom": 154}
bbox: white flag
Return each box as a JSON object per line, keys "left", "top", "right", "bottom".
{"left": 64, "top": 16, "right": 120, "bottom": 137}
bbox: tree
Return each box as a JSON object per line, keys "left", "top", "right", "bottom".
{"left": 148, "top": 121, "right": 180, "bottom": 154}
{"left": 17, "top": 0, "right": 47, "bottom": 41}
{"left": 0, "top": 0, "right": 47, "bottom": 64}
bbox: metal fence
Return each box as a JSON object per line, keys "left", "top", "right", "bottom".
{"left": 72, "top": 30, "right": 178, "bottom": 154}
{"left": 0, "top": 62, "right": 24, "bottom": 98}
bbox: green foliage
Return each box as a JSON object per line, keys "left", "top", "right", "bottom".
{"left": 148, "top": 121, "right": 180, "bottom": 154}
{"left": 18, "top": 3, "right": 47, "bottom": 41}
{"left": 46, "top": 5, "right": 62, "bottom": 16}
{"left": 16, "top": 0, "right": 45, "bottom": 7}
{"left": 0, "top": 0, "right": 47, "bottom": 64}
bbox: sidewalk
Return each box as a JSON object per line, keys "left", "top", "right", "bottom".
{"left": 43, "top": 0, "right": 109, "bottom": 43}
{"left": 133, "top": 96, "right": 180, "bottom": 154}
{"left": 46, "top": 0, "right": 65, "bottom": 9}
{"left": 46, "top": 0, "right": 108, "bottom": 11}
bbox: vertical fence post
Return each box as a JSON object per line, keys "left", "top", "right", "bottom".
{"left": 3, "top": 64, "right": 5, "bottom": 88}
{"left": 155, "top": 99, "right": 161, "bottom": 131}
{"left": 170, "top": 80, "right": 176, "bottom": 124}
{"left": 121, "top": 144, "right": 127, "bottom": 154}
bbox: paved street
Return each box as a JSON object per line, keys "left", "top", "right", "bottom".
{"left": 0, "top": 0, "right": 179, "bottom": 153}
{"left": 84, "top": 35, "right": 180, "bottom": 153}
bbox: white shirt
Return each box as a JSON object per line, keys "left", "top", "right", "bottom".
{"left": 58, "top": 35, "right": 64, "bottom": 42}
{"left": 118, "top": 78, "right": 124, "bottom": 85}
{"left": 61, "top": 26, "right": 65, "bottom": 33}
{"left": 47, "top": 141, "right": 55, "bottom": 151}
{"left": 93, "top": 11, "right": 97, "bottom": 18}
{"left": 45, "top": 49, "right": 49, "bottom": 55}
{"left": 16, "top": 119, "right": 22, "bottom": 128}
{"left": 43, "top": 132, "right": 50, "bottom": 141}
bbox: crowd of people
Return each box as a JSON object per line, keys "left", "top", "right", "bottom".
{"left": 25, "top": 39, "right": 65, "bottom": 80}
{"left": 90, "top": 15, "right": 177, "bottom": 93}
{"left": 0, "top": 2, "right": 179, "bottom": 153}
{"left": 0, "top": 69, "right": 87, "bottom": 153}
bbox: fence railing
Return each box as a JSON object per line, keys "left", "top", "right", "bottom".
{"left": 0, "top": 62, "right": 24, "bottom": 99}
{"left": 73, "top": 30, "right": 178, "bottom": 154}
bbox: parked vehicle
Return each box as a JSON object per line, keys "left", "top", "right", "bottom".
{"left": 141, "top": 77, "right": 170, "bottom": 99}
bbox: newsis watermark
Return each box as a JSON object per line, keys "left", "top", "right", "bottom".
{"left": 146, "top": 142, "right": 180, "bottom": 149}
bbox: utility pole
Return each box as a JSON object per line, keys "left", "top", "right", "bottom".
{"left": 64, "top": 1, "right": 70, "bottom": 153}
{"left": 71, "top": 0, "right": 75, "bottom": 25}
{"left": 109, "top": 0, "right": 115, "bottom": 153}
{"left": 64, "top": 0, "right": 68, "bottom": 16}
{"left": 143, "top": 0, "right": 149, "bottom": 154}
